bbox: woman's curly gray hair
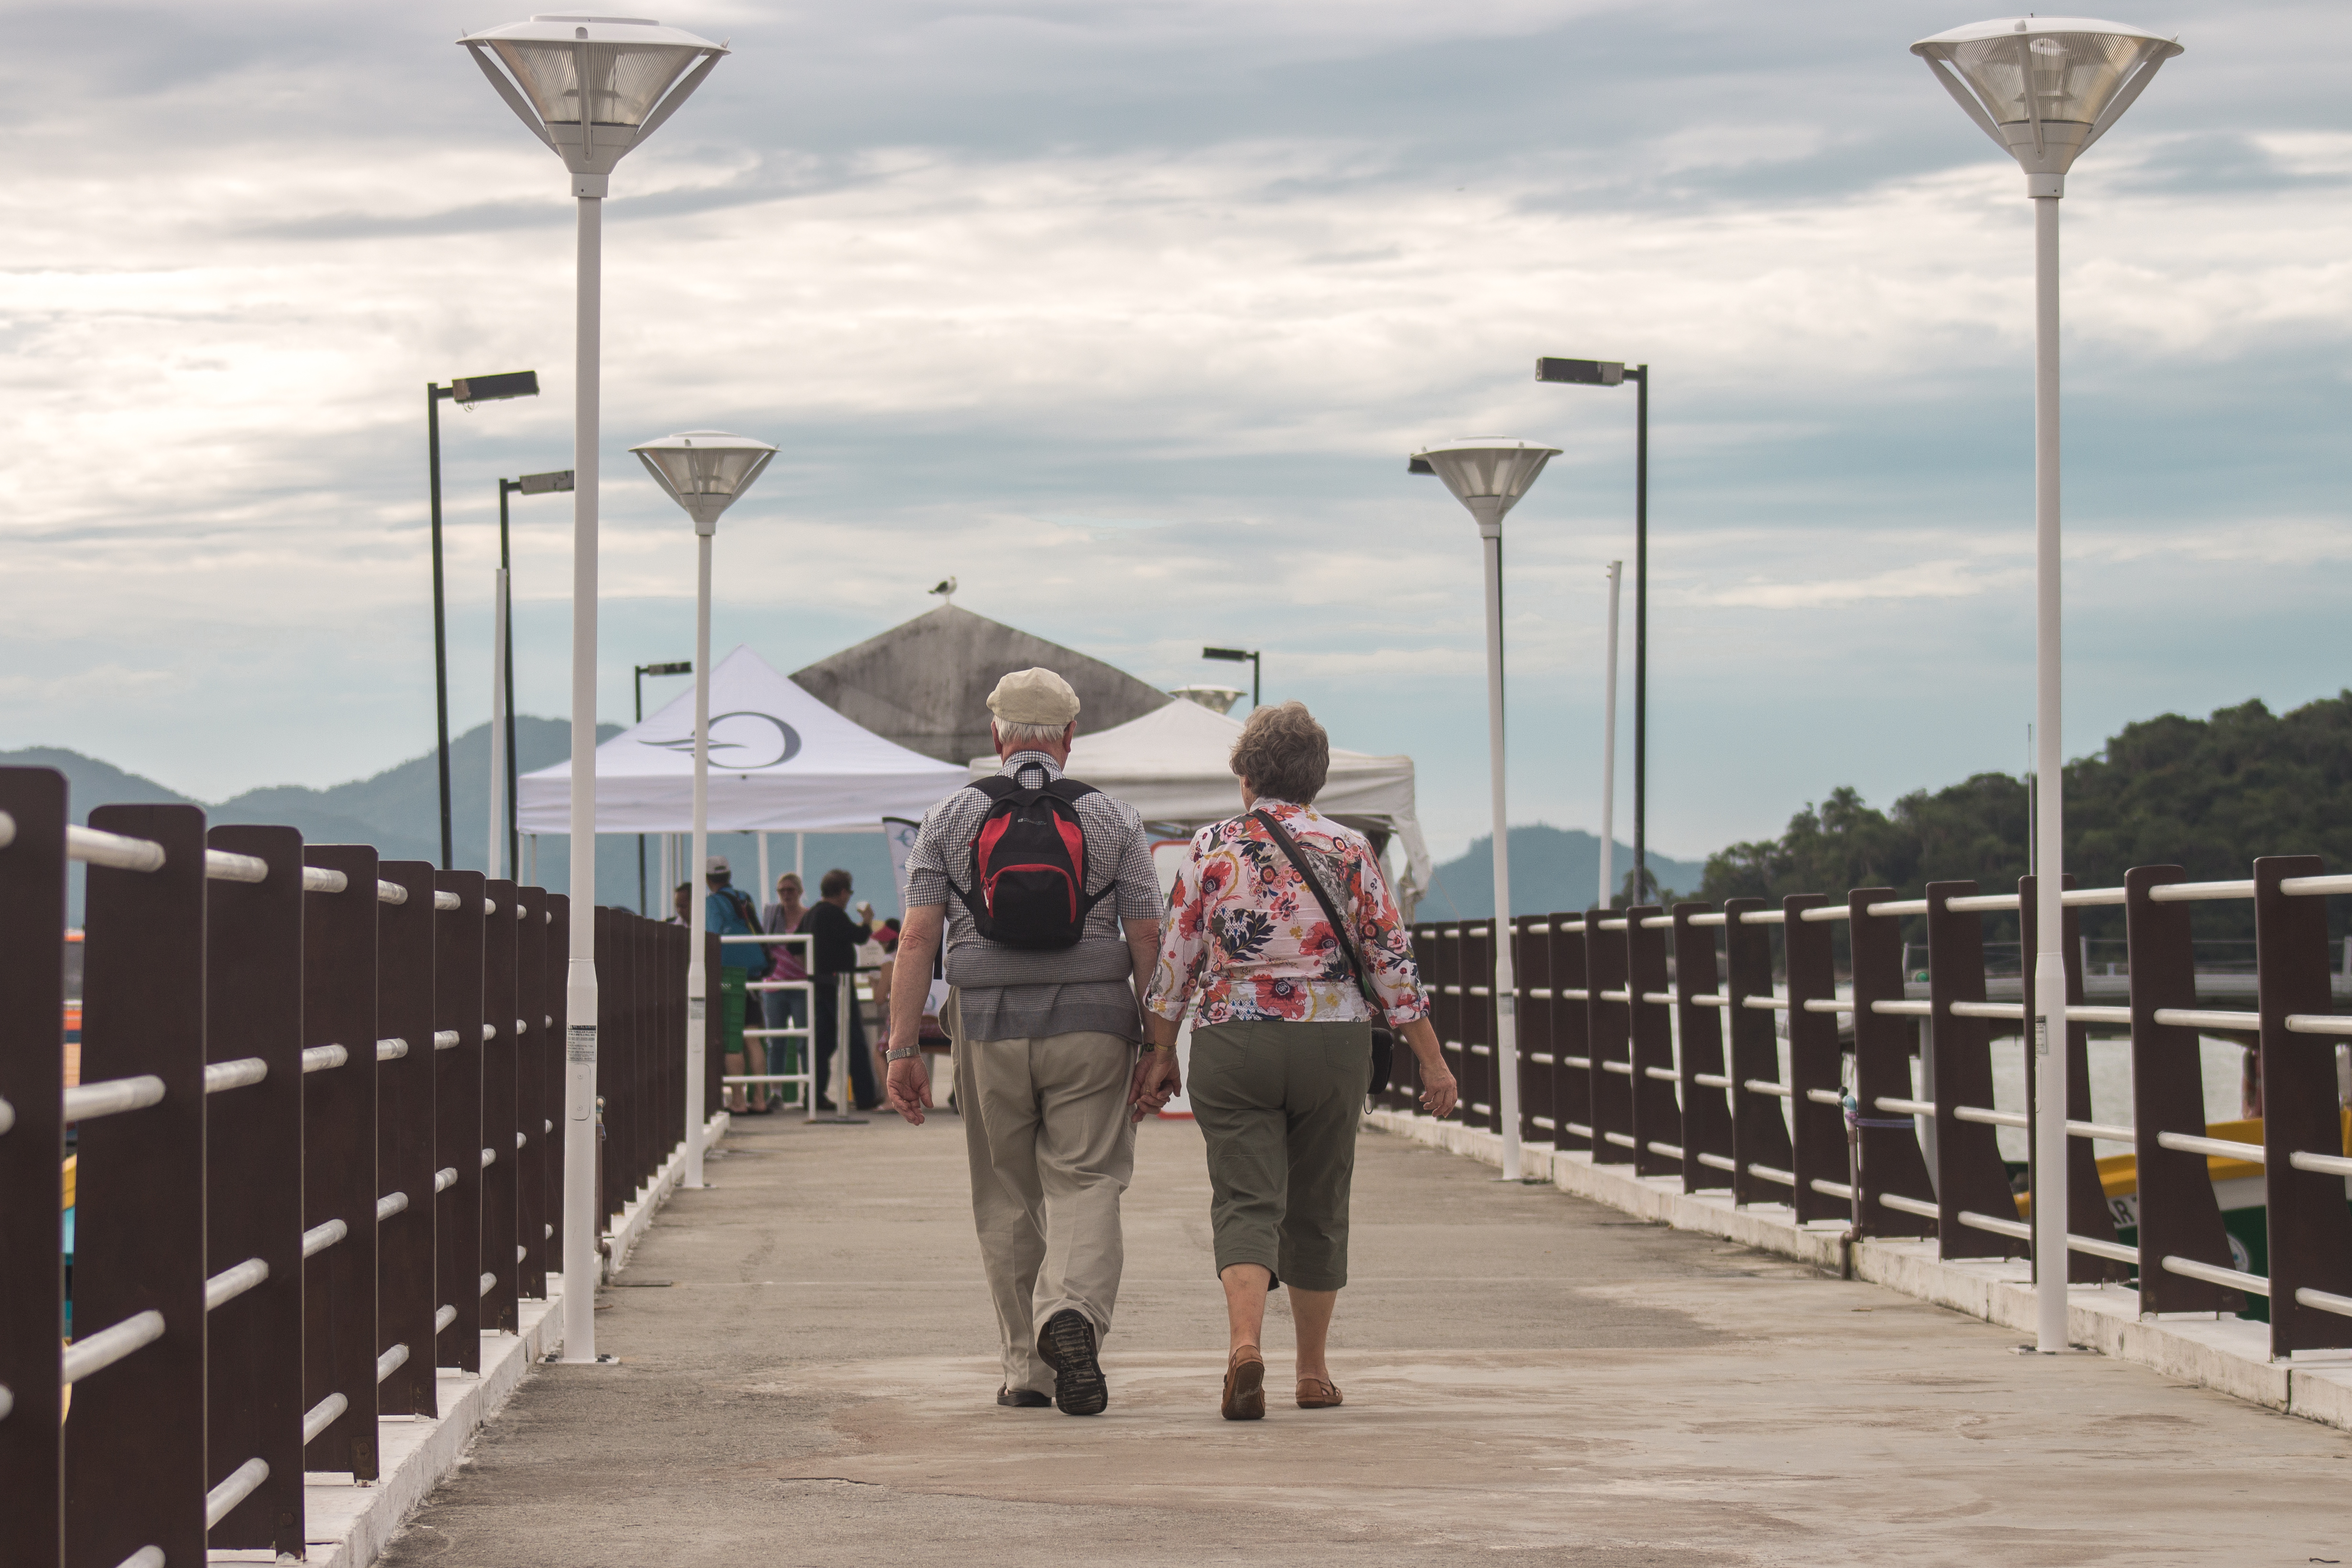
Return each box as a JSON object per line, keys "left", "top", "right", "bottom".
{"left": 1230, "top": 700, "right": 1330, "bottom": 805}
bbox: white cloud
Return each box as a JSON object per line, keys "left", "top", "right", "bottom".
{"left": 0, "top": 0, "right": 2347, "bottom": 857}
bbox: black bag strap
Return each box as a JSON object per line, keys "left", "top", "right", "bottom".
{"left": 1252, "top": 809, "right": 1383, "bottom": 1017}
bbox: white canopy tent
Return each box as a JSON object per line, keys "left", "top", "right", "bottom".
{"left": 970, "top": 697, "right": 1433, "bottom": 916}
{"left": 519, "top": 644, "right": 969, "bottom": 833}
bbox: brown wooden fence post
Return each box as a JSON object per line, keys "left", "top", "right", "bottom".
{"left": 1783, "top": 893, "right": 1847, "bottom": 1224}
{"left": 1721, "top": 898, "right": 1792, "bottom": 1207}
{"left": 0, "top": 768, "right": 69, "bottom": 1567}
{"left": 1626, "top": 906, "right": 1680, "bottom": 1179}
{"left": 1548, "top": 915, "right": 1591, "bottom": 1150}
{"left": 1585, "top": 909, "right": 1633, "bottom": 1162}
{"left": 544, "top": 894, "right": 568, "bottom": 1277}
{"left": 1850, "top": 888, "right": 1935, "bottom": 1240}
{"left": 1513, "top": 915, "right": 1551, "bottom": 1147}
{"left": 2254, "top": 856, "right": 2352, "bottom": 1355}
{"left": 516, "top": 885, "right": 549, "bottom": 1299}
{"left": 482, "top": 880, "right": 520, "bottom": 1334}
{"left": 1671, "top": 903, "right": 1733, "bottom": 1192}
{"left": 1923, "top": 881, "right": 2028, "bottom": 1262}
{"left": 202, "top": 825, "right": 308, "bottom": 1555}
{"left": 68, "top": 804, "right": 209, "bottom": 1568}
{"left": 374, "top": 861, "right": 439, "bottom": 1416}
{"left": 433, "top": 870, "right": 486, "bottom": 1371}
{"left": 2124, "top": 865, "right": 2239, "bottom": 1313}
{"left": 301, "top": 843, "right": 382, "bottom": 1479}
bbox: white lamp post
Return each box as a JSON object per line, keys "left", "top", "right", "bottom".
{"left": 461, "top": 13, "right": 730, "bottom": 1365}
{"left": 1912, "top": 15, "right": 2180, "bottom": 1354}
{"left": 631, "top": 430, "right": 778, "bottom": 1189}
{"left": 1411, "top": 438, "right": 1561, "bottom": 1182}
{"left": 1599, "top": 560, "right": 1622, "bottom": 911}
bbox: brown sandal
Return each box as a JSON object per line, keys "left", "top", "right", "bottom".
{"left": 1296, "top": 1376, "right": 1343, "bottom": 1409}
{"left": 1220, "top": 1345, "right": 1266, "bottom": 1421}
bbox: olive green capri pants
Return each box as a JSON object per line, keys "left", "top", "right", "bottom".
{"left": 1186, "top": 1019, "right": 1373, "bottom": 1293}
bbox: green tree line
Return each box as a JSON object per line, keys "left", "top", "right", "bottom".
{"left": 1698, "top": 695, "right": 2352, "bottom": 945}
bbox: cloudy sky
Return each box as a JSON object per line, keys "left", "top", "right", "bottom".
{"left": 2, "top": 0, "right": 2346, "bottom": 866}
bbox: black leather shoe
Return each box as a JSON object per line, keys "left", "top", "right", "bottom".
{"left": 1037, "top": 1309, "right": 1107, "bottom": 1416}
{"left": 996, "top": 1385, "right": 1051, "bottom": 1408}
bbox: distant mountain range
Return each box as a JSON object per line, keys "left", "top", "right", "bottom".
{"left": 6, "top": 722, "right": 907, "bottom": 927}
{"left": 1420, "top": 824, "right": 1707, "bottom": 921}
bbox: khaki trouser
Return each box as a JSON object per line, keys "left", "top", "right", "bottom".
{"left": 952, "top": 999, "right": 1137, "bottom": 1397}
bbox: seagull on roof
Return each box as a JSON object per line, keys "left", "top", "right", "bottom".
{"left": 928, "top": 577, "right": 957, "bottom": 607}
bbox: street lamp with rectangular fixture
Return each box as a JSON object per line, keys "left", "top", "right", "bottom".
{"left": 426, "top": 368, "right": 539, "bottom": 872}
{"left": 1536, "top": 353, "right": 1652, "bottom": 901}
{"left": 452, "top": 370, "right": 542, "bottom": 405}
{"left": 1202, "top": 646, "right": 1260, "bottom": 710}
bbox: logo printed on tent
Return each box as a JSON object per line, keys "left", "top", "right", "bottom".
{"left": 641, "top": 710, "right": 803, "bottom": 770}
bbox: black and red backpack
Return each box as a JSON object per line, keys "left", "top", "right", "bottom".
{"left": 947, "top": 775, "right": 1108, "bottom": 950}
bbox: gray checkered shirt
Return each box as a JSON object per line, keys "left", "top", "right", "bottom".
{"left": 902, "top": 751, "right": 1161, "bottom": 1042}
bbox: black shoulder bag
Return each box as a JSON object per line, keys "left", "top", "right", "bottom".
{"left": 1251, "top": 810, "right": 1395, "bottom": 1092}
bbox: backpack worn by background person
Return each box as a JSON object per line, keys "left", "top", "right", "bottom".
{"left": 1251, "top": 810, "right": 1396, "bottom": 1092}
{"left": 948, "top": 775, "right": 1109, "bottom": 951}
{"left": 722, "top": 887, "right": 771, "bottom": 979}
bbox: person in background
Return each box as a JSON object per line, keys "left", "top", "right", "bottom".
{"left": 808, "top": 869, "right": 880, "bottom": 1112}
{"left": 706, "top": 857, "right": 772, "bottom": 1115}
{"left": 670, "top": 882, "right": 691, "bottom": 925}
{"left": 764, "top": 871, "right": 809, "bottom": 941}
{"left": 763, "top": 872, "right": 811, "bottom": 1102}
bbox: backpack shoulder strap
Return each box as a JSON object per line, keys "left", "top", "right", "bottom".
{"left": 970, "top": 775, "right": 1022, "bottom": 803}
{"left": 1042, "top": 776, "right": 1100, "bottom": 804}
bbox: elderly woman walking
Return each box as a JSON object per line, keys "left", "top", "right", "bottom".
{"left": 1141, "top": 701, "right": 1457, "bottom": 1420}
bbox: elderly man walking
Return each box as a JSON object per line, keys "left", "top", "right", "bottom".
{"left": 885, "top": 668, "right": 1170, "bottom": 1415}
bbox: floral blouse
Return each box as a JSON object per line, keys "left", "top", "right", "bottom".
{"left": 1145, "top": 799, "right": 1429, "bottom": 1030}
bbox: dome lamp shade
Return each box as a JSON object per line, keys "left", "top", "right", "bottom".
{"left": 460, "top": 15, "right": 729, "bottom": 186}
{"left": 630, "top": 430, "right": 777, "bottom": 532}
{"left": 1409, "top": 438, "right": 1562, "bottom": 532}
{"left": 1911, "top": 16, "right": 2181, "bottom": 183}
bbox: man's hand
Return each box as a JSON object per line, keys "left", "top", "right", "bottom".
{"left": 887, "top": 1055, "right": 933, "bottom": 1126}
{"left": 1129, "top": 1047, "right": 1180, "bottom": 1123}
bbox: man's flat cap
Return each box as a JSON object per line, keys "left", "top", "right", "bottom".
{"left": 988, "top": 667, "right": 1080, "bottom": 727}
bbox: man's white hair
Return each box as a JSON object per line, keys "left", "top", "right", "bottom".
{"left": 995, "top": 718, "right": 1069, "bottom": 750}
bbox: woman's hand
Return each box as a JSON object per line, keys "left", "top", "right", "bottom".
{"left": 1396, "top": 1016, "right": 1457, "bottom": 1118}
{"left": 1416, "top": 1062, "right": 1459, "bottom": 1120}
{"left": 1129, "top": 1048, "right": 1180, "bottom": 1123}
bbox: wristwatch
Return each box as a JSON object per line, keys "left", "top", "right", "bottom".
{"left": 885, "top": 1045, "right": 923, "bottom": 1063}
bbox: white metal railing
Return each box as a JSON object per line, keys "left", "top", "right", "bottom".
{"left": 61, "top": 1311, "right": 165, "bottom": 1384}
{"left": 64, "top": 1075, "right": 165, "bottom": 1122}
{"left": 205, "top": 1258, "right": 269, "bottom": 1312}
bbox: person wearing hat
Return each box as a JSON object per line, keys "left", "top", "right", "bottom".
{"left": 705, "top": 856, "right": 773, "bottom": 1114}
{"left": 885, "top": 667, "right": 1168, "bottom": 1416}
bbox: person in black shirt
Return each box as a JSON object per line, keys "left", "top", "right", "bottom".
{"left": 808, "top": 868, "right": 880, "bottom": 1111}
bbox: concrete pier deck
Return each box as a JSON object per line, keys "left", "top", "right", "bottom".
{"left": 379, "top": 1112, "right": 2352, "bottom": 1566}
